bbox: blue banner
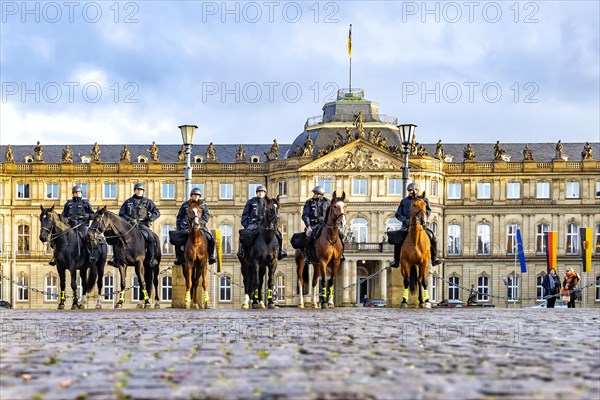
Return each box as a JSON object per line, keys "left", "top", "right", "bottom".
{"left": 517, "top": 228, "right": 527, "bottom": 273}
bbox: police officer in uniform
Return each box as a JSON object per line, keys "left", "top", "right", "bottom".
{"left": 174, "top": 187, "right": 216, "bottom": 265}
{"left": 302, "top": 185, "right": 345, "bottom": 260}
{"left": 390, "top": 182, "right": 442, "bottom": 268}
{"left": 238, "top": 185, "right": 287, "bottom": 260}
{"left": 118, "top": 183, "right": 160, "bottom": 266}
{"left": 49, "top": 185, "right": 95, "bottom": 265}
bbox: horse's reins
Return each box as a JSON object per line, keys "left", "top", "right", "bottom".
{"left": 324, "top": 202, "right": 345, "bottom": 245}
{"left": 41, "top": 219, "right": 85, "bottom": 242}
{"left": 410, "top": 203, "right": 426, "bottom": 227}
{"left": 90, "top": 212, "right": 138, "bottom": 240}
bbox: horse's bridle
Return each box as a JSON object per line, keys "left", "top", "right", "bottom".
{"left": 187, "top": 204, "right": 202, "bottom": 230}
{"left": 410, "top": 202, "right": 426, "bottom": 226}
{"left": 40, "top": 212, "right": 83, "bottom": 242}
{"left": 325, "top": 200, "right": 346, "bottom": 230}
{"left": 89, "top": 211, "right": 137, "bottom": 240}
{"left": 260, "top": 201, "right": 279, "bottom": 231}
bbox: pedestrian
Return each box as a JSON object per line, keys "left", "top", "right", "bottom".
{"left": 362, "top": 294, "right": 369, "bottom": 306}
{"left": 467, "top": 284, "right": 478, "bottom": 305}
{"left": 562, "top": 268, "right": 580, "bottom": 308}
{"left": 174, "top": 187, "right": 216, "bottom": 265}
{"left": 542, "top": 268, "right": 561, "bottom": 308}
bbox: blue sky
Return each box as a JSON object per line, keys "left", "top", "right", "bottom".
{"left": 1, "top": 1, "right": 599, "bottom": 146}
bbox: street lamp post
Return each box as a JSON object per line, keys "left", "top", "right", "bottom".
{"left": 397, "top": 124, "right": 417, "bottom": 197}
{"left": 179, "top": 125, "right": 198, "bottom": 199}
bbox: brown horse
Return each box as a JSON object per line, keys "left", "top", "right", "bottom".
{"left": 182, "top": 199, "right": 210, "bottom": 309}
{"left": 400, "top": 191, "right": 431, "bottom": 308}
{"left": 296, "top": 191, "right": 347, "bottom": 308}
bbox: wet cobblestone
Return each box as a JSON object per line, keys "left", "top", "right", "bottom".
{"left": 1, "top": 308, "right": 599, "bottom": 399}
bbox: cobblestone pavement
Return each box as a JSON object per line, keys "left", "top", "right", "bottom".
{"left": 1, "top": 307, "right": 599, "bottom": 400}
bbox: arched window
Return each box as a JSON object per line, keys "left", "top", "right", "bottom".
{"left": 220, "top": 225, "right": 233, "bottom": 255}
{"left": 536, "top": 223, "right": 550, "bottom": 254}
{"left": 386, "top": 218, "right": 402, "bottom": 232}
{"left": 161, "top": 276, "right": 172, "bottom": 301}
{"left": 448, "top": 275, "right": 460, "bottom": 300}
{"left": 431, "top": 180, "right": 439, "bottom": 197}
{"left": 219, "top": 275, "right": 232, "bottom": 302}
{"left": 103, "top": 275, "right": 114, "bottom": 301}
{"left": 536, "top": 274, "right": 545, "bottom": 301}
{"left": 275, "top": 274, "right": 285, "bottom": 302}
{"left": 566, "top": 224, "right": 579, "bottom": 254}
{"left": 350, "top": 218, "right": 368, "bottom": 243}
{"left": 17, "top": 224, "right": 30, "bottom": 255}
{"left": 477, "top": 224, "right": 491, "bottom": 255}
{"left": 45, "top": 274, "right": 58, "bottom": 301}
{"left": 477, "top": 274, "right": 489, "bottom": 302}
{"left": 18, "top": 273, "right": 29, "bottom": 301}
{"left": 506, "top": 274, "right": 520, "bottom": 301}
{"left": 447, "top": 225, "right": 461, "bottom": 255}
{"left": 161, "top": 224, "right": 174, "bottom": 255}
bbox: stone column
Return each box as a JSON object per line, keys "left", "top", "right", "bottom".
{"left": 342, "top": 259, "right": 352, "bottom": 306}
{"left": 171, "top": 264, "right": 186, "bottom": 308}
{"left": 379, "top": 261, "right": 387, "bottom": 301}
{"left": 350, "top": 260, "right": 357, "bottom": 306}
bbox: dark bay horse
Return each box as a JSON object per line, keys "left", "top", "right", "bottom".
{"left": 88, "top": 206, "right": 161, "bottom": 308}
{"left": 400, "top": 191, "right": 431, "bottom": 309}
{"left": 39, "top": 205, "right": 107, "bottom": 309}
{"left": 240, "top": 195, "right": 280, "bottom": 309}
{"left": 182, "top": 199, "right": 210, "bottom": 309}
{"left": 295, "top": 191, "right": 347, "bottom": 308}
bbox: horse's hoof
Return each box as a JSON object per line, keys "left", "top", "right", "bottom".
{"left": 328, "top": 302, "right": 335, "bottom": 308}
{"left": 252, "top": 303, "right": 260, "bottom": 309}
{"left": 95, "top": 304, "right": 102, "bottom": 309}
{"left": 185, "top": 302, "right": 191, "bottom": 309}
{"left": 193, "top": 303, "right": 199, "bottom": 309}
{"left": 71, "top": 304, "right": 79, "bottom": 310}
{"left": 144, "top": 303, "right": 151, "bottom": 309}
{"left": 259, "top": 301, "right": 266, "bottom": 309}
{"left": 114, "top": 303, "right": 123, "bottom": 309}
{"left": 204, "top": 302, "right": 211, "bottom": 310}
{"left": 78, "top": 304, "right": 85, "bottom": 310}
{"left": 136, "top": 303, "right": 144, "bottom": 309}
{"left": 242, "top": 303, "right": 249, "bottom": 310}
{"left": 311, "top": 303, "right": 318, "bottom": 309}
{"left": 58, "top": 304, "right": 65, "bottom": 310}
{"left": 298, "top": 304, "right": 305, "bottom": 309}
{"left": 154, "top": 303, "right": 160, "bottom": 309}
{"left": 321, "top": 303, "right": 328, "bottom": 309}
{"left": 400, "top": 302, "right": 408, "bottom": 309}
{"left": 422, "top": 303, "right": 431, "bottom": 309}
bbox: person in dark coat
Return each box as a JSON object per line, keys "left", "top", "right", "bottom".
{"left": 562, "top": 268, "right": 580, "bottom": 309}
{"left": 117, "top": 183, "right": 160, "bottom": 266}
{"left": 390, "top": 182, "right": 442, "bottom": 268}
{"left": 542, "top": 268, "right": 561, "bottom": 308}
{"left": 301, "top": 185, "right": 344, "bottom": 260}
{"left": 238, "top": 185, "right": 287, "bottom": 260}
{"left": 174, "top": 187, "right": 215, "bottom": 265}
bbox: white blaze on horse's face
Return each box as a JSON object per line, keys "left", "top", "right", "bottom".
{"left": 335, "top": 200, "right": 347, "bottom": 227}
{"left": 190, "top": 207, "right": 200, "bottom": 228}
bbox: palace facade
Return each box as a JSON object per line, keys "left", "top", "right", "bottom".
{"left": 1, "top": 90, "right": 599, "bottom": 309}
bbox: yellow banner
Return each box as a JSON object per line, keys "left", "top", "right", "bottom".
{"left": 581, "top": 227, "right": 592, "bottom": 273}
{"left": 214, "top": 229, "right": 222, "bottom": 273}
{"left": 348, "top": 24, "right": 352, "bottom": 58}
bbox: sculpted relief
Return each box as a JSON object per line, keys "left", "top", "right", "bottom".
{"left": 316, "top": 144, "right": 399, "bottom": 171}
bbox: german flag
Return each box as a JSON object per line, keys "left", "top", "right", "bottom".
{"left": 546, "top": 231, "right": 558, "bottom": 272}
{"left": 348, "top": 24, "right": 352, "bottom": 58}
{"left": 581, "top": 227, "right": 592, "bottom": 272}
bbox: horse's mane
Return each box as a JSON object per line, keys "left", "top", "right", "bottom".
{"left": 46, "top": 207, "right": 70, "bottom": 228}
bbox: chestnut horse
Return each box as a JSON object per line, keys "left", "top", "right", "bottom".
{"left": 400, "top": 192, "right": 431, "bottom": 308}
{"left": 295, "top": 191, "right": 347, "bottom": 308}
{"left": 182, "top": 199, "right": 210, "bottom": 309}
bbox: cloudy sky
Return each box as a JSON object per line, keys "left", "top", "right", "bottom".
{"left": 1, "top": 1, "right": 598, "bottom": 146}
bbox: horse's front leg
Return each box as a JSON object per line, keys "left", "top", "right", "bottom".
{"left": 311, "top": 263, "right": 320, "bottom": 309}
{"left": 327, "top": 256, "right": 342, "bottom": 308}
{"left": 267, "top": 262, "right": 277, "bottom": 309}
{"left": 115, "top": 263, "right": 127, "bottom": 309}
{"left": 252, "top": 262, "right": 263, "bottom": 309}
{"left": 79, "top": 266, "right": 88, "bottom": 309}
{"left": 96, "top": 259, "right": 104, "bottom": 309}
{"left": 201, "top": 261, "right": 210, "bottom": 309}
{"left": 182, "top": 259, "right": 193, "bottom": 309}
{"left": 241, "top": 262, "right": 250, "bottom": 310}
{"left": 57, "top": 266, "right": 66, "bottom": 310}
{"left": 400, "top": 261, "right": 410, "bottom": 308}
{"left": 295, "top": 250, "right": 305, "bottom": 308}
{"left": 70, "top": 266, "right": 79, "bottom": 310}
{"left": 419, "top": 263, "right": 431, "bottom": 309}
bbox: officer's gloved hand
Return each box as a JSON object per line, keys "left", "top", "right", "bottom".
{"left": 305, "top": 226, "right": 313, "bottom": 234}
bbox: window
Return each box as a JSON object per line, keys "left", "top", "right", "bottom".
{"left": 161, "top": 225, "right": 174, "bottom": 255}
{"left": 447, "top": 224, "right": 461, "bottom": 255}
{"left": 162, "top": 276, "right": 172, "bottom": 301}
{"left": 192, "top": 183, "right": 205, "bottom": 197}
{"left": 386, "top": 218, "right": 402, "bottom": 232}
{"left": 18, "top": 274, "right": 28, "bottom": 301}
{"left": 537, "top": 275, "right": 545, "bottom": 301}
{"left": 75, "top": 183, "right": 89, "bottom": 199}
{"left": 536, "top": 182, "right": 550, "bottom": 199}
{"left": 352, "top": 178, "right": 368, "bottom": 195}
{"left": 431, "top": 180, "right": 439, "bottom": 197}
{"left": 477, "top": 182, "right": 491, "bottom": 199}
{"left": 430, "top": 275, "right": 437, "bottom": 302}
{"left": 506, "top": 274, "right": 519, "bottom": 301}
{"left": 17, "top": 183, "right": 30, "bottom": 199}
{"left": 596, "top": 224, "right": 600, "bottom": 256}
{"left": 596, "top": 182, "right": 600, "bottom": 198}
{"left": 566, "top": 223, "right": 579, "bottom": 254}
{"left": 448, "top": 182, "right": 461, "bottom": 199}
{"left": 275, "top": 275, "right": 285, "bottom": 301}
{"left": 596, "top": 275, "right": 600, "bottom": 302}
{"left": 477, "top": 275, "right": 489, "bottom": 302}
{"left": 281, "top": 223, "right": 288, "bottom": 251}
{"left": 506, "top": 224, "right": 518, "bottom": 255}
{"left": 350, "top": 218, "right": 368, "bottom": 243}
{"left": 278, "top": 181, "right": 288, "bottom": 196}
{"left": 220, "top": 225, "right": 233, "bottom": 255}
{"left": 219, "top": 275, "right": 232, "bottom": 301}
{"left": 316, "top": 178, "right": 334, "bottom": 194}
{"left": 248, "top": 183, "right": 262, "bottom": 199}
{"left": 220, "top": 183, "right": 233, "bottom": 199}
{"left": 46, "top": 183, "right": 59, "bottom": 199}
{"left": 104, "top": 183, "right": 117, "bottom": 199}
{"left": 477, "top": 225, "right": 491, "bottom": 255}
{"left": 431, "top": 222, "right": 438, "bottom": 236}
{"left": 132, "top": 276, "right": 140, "bottom": 301}
{"left": 17, "top": 224, "right": 30, "bottom": 255}
{"left": 536, "top": 224, "right": 550, "bottom": 254}
{"left": 448, "top": 276, "right": 460, "bottom": 300}
{"left": 507, "top": 182, "right": 520, "bottom": 199}
{"left": 103, "top": 275, "right": 114, "bottom": 301}
{"left": 0, "top": 224, "right": 3, "bottom": 255}
{"left": 45, "top": 275, "right": 58, "bottom": 301}
{"left": 566, "top": 181, "right": 580, "bottom": 199}
{"left": 388, "top": 178, "right": 402, "bottom": 195}
{"left": 162, "top": 183, "right": 175, "bottom": 199}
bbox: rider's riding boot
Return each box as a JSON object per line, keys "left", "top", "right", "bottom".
{"left": 147, "top": 247, "right": 157, "bottom": 267}
{"left": 107, "top": 258, "right": 114, "bottom": 266}
{"left": 390, "top": 245, "right": 401, "bottom": 268}
{"left": 237, "top": 247, "right": 245, "bottom": 259}
{"left": 208, "top": 235, "right": 216, "bottom": 265}
{"left": 174, "top": 246, "right": 182, "bottom": 266}
{"left": 277, "top": 231, "right": 287, "bottom": 260}
{"left": 87, "top": 244, "right": 96, "bottom": 264}
{"left": 49, "top": 258, "right": 56, "bottom": 266}
{"left": 429, "top": 234, "right": 443, "bottom": 266}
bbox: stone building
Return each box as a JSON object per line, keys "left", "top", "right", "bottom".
{"left": 1, "top": 90, "right": 599, "bottom": 309}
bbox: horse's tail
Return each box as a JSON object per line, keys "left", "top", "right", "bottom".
{"left": 85, "top": 262, "right": 98, "bottom": 294}
{"left": 409, "top": 265, "right": 418, "bottom": 295}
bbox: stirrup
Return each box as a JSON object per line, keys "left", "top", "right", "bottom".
{"left": 432, "top": 259, "right": 443, "bottom": 266}
{"left": 49, "top": 259, "right": 56, "bottom": 266}
{"left": 107, "top": 258, "right": 114, "bottom": 266}
{"left": 174, "top": 259, "right": 181, "bottom": 266}
{"left": 390, "top": 260, "right": 399, "bottom": 268}
{"left": 208, "top": 256, "right": 216, "bottom": 265}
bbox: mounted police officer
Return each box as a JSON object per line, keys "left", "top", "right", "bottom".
{"left": 174, "top": 187, "right": 216, "bottom": 265}
{"left": 238, "top": 185, "right": 287, "bottom": 260}
{"left": 390, "top": 182, "right": 442, "bottom": 268}
{"left": 302, "top": 185, "right": 345, "bottom": 260}
{"left": 118, "top": 183, "right": 160, "bottom": 266}
{"left": 49, "top": 185, "right": 95, "bottom": 265}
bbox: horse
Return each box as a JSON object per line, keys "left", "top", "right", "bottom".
{"left": 38, "top": 205, "right": 107, "bottom": 310}
{"left": 182, "top": 199, "right": 210, "bottom": 309}
{"left": 295, "top": 191, "right": 347, "bottom": 308}
{"left": 240, "top": 195, "right": 281, "bottom": 309}
{"left": 88, "top": 206, "right": 161, "bottom": 308}
{"left": 400, "top": 191, "right": 431, "bottom": 308}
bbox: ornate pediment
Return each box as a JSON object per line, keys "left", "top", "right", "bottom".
{"left": 304, "top": 141, "right": 400, "bottom": 171}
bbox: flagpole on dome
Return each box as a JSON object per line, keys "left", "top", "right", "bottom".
{"left": 348, "top": 24, "right": 352, "bottom": 93}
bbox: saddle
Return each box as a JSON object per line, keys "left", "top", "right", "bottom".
{"left": 169, "top": 229, "right": 213, "bottom": 247}
{"left": 290, "top": 232, "right": 307, "bottom": 250}
{"left": 387, "top": 229, "right": 406, "bottom": 245}
{"left": 239, "top": 228, "right": 258, "bottom": 248}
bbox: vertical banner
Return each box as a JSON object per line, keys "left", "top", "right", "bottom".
{"left": 581, "top": 227, "right": 592, "bottom": 272}
{"left": 348, "top": 24, "right": 352, "bottom": 58}
{"left": 517, "top": 228, "right": 527, "bottom": 273}
{"left": 214, "top": 229, "right": 222, "bottom": 273}
{"left": 545, "top": 231, "right": 558, "bottom": 272}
